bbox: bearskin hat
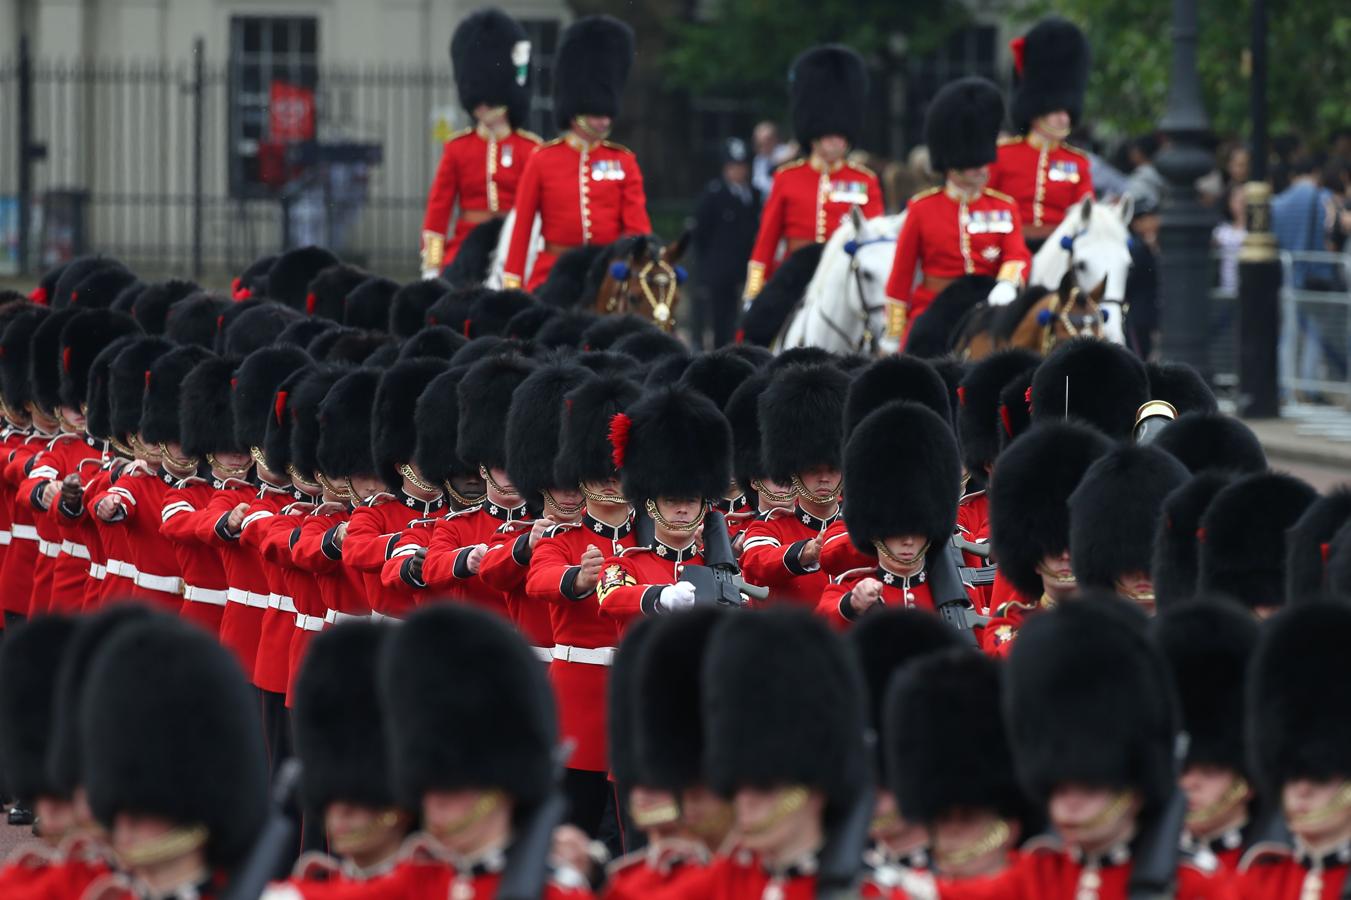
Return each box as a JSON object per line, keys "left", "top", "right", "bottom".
{"left": 390, "top": 279, "right": 451, "bottom": 338}
{"left": 320, "top": 329, "right": 394, "bottom": 366}
{"left": 577, "top": 350, "right": 640, "bottom": 379}
{"left": 1145, "top": 361, "right": 1217, "bottom": 416}
{"left": 58, "top": 309, "right": 141, "bottom": 410}
{"left": 608, "top": 617, "right": 658, "bottom": 796}
{"left": 69, "top": 265, "right": 137, "bottom": 310}
{"left": 556, "top": 372, "right": 641, "bottom": 490}
{"left": 725, "top": 370, "right": 772, "bottom": 496}
{"left": 1198, "top": 472, "right": 1317, "bottom": 610}
{"left": 844, "top": 402, "right": 961, "bottom": 553}
{"left": 1006, "top": 594, "right": 1178, "bottom": 814}
{"left": 1152, "top": 411, "right": 1267, "bottom": 475}
{"left": 30, "top": 307, "right": 84, "bottom": 413}
{"left": 448, "top": 335, "right": 510, "bottom": 368}
{"left": 506, "top": 305, "right": 559, "bottom": 342}
{"left": 451, "top": 8, "right": 532, "bottom": 127}
{"left": 345, "top": 276, "right": 399, "bottom": 331}
{"left": 886, "top": 648, "right": 1029, "bottom": 824}
{"left": 613, "top": 386, "right": 732, "bottom": 505}
{"left": 1152, "top": 471, "right": 1233, "bottom": 610}
{"left": 164, "top": 292, "right": 230, "bottom": 348}
{"left": 996, "top": 366, "right": 1036, "bottom": 450}
{"left": 301, "top": 263, "right": 365, "bottom": 321}
{"left": 466, "top": 289, "right": 537, "bottom": 340}
{"left": 990, "top": 420, "right": 1112, "bottom": 599}
{"left": 789, "top": 45, "right": 868, "bottom": 148}
{"left": 1068, "top": 444, "right": 1190, "bottom": 590}
{"left": 267, "top": 245, "right": 341, "bottom": 310}
{"left": 232, "top": 345, "right": 312, "bottom": 453}
{"left": 1030, "top": 338, "right": 1148, "bottom": 440}
{"left": 1010, "top": 17, "right": 1091, "bottom": 131}
{"left": 278, "top": 316, "right": 338, "bottom": 351}
{"left": 294, "top": 621, "right": 398, "bottom": 813}
{"left": 958, "top": 348, "right": 1040, "bottom": 475}
{"left": 286, "top": 366, "right": 347, "bottom": 481}
{"left": 553, "top": 15, "right": 635, "bottom": 129}
{"left": 221, "top": 301, "right": 302, "bottom": 358}
{"left": 413, "top": 367, "right": 474, "bottom": 486}
{"left": 0, "top": 307, "right": 48, "bottom": 414}
{"left": 131, "top": 279, "right": 199, "bottom": 334}
{"left": 677, "top": 350, "right": 757, "bottom": 413}
{"left": 0, "top": 615, "right": 79, "bottom": 801}
{"left": 52, "top": 256, "right": 122, "bottom": 310}
{"left": 1286, "top": 488, "right": 1351, "bottom": 604}
{"left": 82, "top": 618, "right": 268, "bottom": 868}
{"left": 372, "top": 358, "right": 449, "bottom": 490}
{"left": 704, "top": 610, "right": 867, "bottom": 812}
{"left": 645, "top": 354, "right": 692, "bottom": 387}
{"left": 109, "top": 337, "right": 173, "bottom": 441}
{"left": 317, "top": 368, "right": 381, "bottom": 479}
{"left": 844, "top": 355, "right": 952, "bottom": 437}
{"left": 847, "top": 608, "right": 962, "bottom": 777}
{"left": 1249, "top": 602, "right": 1351, "bottom": 794}
{"left": 725, "top": 344, "right": 773, "bottom": 370}
{"left": 610, "top": 327, "right": 683, "bottom": 363}
{"left": 427, "top": 287, "right": 480, "bottom": 335}
{"left": 47, "top": 605, "right": 157, "bottom": 797}
{"left": 398, "top": 325, "right": 467, "bottom": 362}
{"left": 458, "top": 354, "right": 537, "bottom": 471}
{"left": 179, "top": 354, "right": 239, "bottom": 457}
{"left": 85, "top": 335, "right": 139, "bottom": 442}
{"left": 112, "top": 281, "right": 147, "bottom": 315}
{"left": 233, "top": 254, "right": 278, "bottom": 300}
{"left": 925, "top": 77, "right": 1004, "bottom": 174}
{"left": 359, "top": 338, "right": 401, "bottom": 369}
{"left": 760, "top": 363, "right": 849, "bottom": 483}
{"left": 1154, "top": 599, "right": 1258, "bottom": 775}
{"left": 505, "top": 361, "right": 592, "bottom": 500}
{"left": 1331, "top": 523, "right": 1351, "bottom": 599}
{"left": 380, "top": 604, "right": 557, "bottom": 809}
{"left": 580, "top": 314, "right": 654, "bottom": 352}
{"left": 32, "top": 260, "right": 69, "bottom": 307}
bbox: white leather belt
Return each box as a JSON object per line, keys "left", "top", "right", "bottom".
{"left": 551, "top": 644, "right": 616, "bottom": 666}
{"left": 295, "top": 613, "right": 325, "bottom": 632}
{"left": 184, "top": 585, "right": 229, "bottom": 606}
{"left": 89, "top": 563, "right": 107, "bottom": 580}
{"left": 134, "top": 572, "right": 184, "bottom": 595}
{"left": 266, "top": 593, "right": 298, "bottom": 614}
{"left": 60, "top": 540, "right": 90, "bottom": 560}
{"left": 369, "top": 611, "right": 399, "bottom": 624}
{"left": 0, "top": 530, "right": 11, "bottom": 545}
{"left": 227, "top": 588, "right": 270, "bottom": 609}
{"left": 37, "top": 539, "right": 60, "bottom": 558}
{"left": 532, "top": 645, "right": 554, "bottom": 663}
{"left": 106, "top": 559, "right": 137, "bottom": 578}
{"left": 323, "top": 609, "right": 369, "bottom": 625}
{"left": 10, "top": 524, "right": 37, "bottom": 541}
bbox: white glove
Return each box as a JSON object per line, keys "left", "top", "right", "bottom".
{"left": 658, "top": 581, "right": 698, "bottom": 612}
{"left": 421, "top": 268, "right": 441, "bottom": 280}
{"left": 986, "top": 280, "right": 1019, "bottom": 307}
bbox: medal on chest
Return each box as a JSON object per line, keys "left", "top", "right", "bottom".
{"left": 590, "top": 159, "right": 625, "bottom": 181}
{"left": 1047, "top": 160, "right": 1080, "bottom": 183}
{"left": 827, "top": 179, "right": 869, "bottom": 204}
{"left": 500, "top": 143, "right": 513, "bottom": 169}
{"left": 966, "top": 209, "right": 1014, "bottom": 235}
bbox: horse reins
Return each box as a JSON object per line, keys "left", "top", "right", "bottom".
{"left": 839, "top": 234, "right": 895, "bottom": 353}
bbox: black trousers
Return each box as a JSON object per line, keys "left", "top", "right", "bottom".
{"left": 689, "top": 280, "right": 741, "bottom": 349}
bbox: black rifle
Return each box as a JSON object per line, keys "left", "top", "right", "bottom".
{"left": 497, "top": 791, "right": 569, "bottom": 900}
{"left": 817, "top": 781, "right": 877, "bottom": 899}
{"left": 931, "top": 543, "right": 988, "bottom": 646}
{"left": 1128, "top": 734, "right": 1189, "bottom": 900}
{"left": 219, "top": 758, "right": 303, "bottom": 900}
{"left": 680, "top": 509, "right": 768, "bottom": 606}
{"left": 949, "top": 534, "right": 998, "bottom": 586}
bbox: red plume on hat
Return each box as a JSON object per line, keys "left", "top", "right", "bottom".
{"left": 609, "top": 412, "right": 632, "bottom": 471}
{"left": 1009, "top": 36, "right": 1026, "bottom": 76}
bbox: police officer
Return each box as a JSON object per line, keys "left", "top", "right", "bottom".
{"left": 691, "top": 138, "right": 760, "bottom": 349}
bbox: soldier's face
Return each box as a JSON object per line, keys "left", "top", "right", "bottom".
{"left": 59, "top": 404, "right": 85, "bottom": 432}
{"left": 814, "top": 136, "right": 848, "bottom": 162}
{"left": 1180, "top": 764, "right": 1249, "bottom": 836}
{"left": 546, "top": 486, "right": 585, "bottom": 519}
{"left": 881, "top": 534, "right": 928, "bottom": 566}
{"left": 111, "top": 810, "right": 200, "bottom": 872}
{"left": 449, "top": 471, "right": 486, "bottom": 500}
{"left": 34, "top": 796, "right": 76, "bottom": 844}
{"left": 474, "top": 104, "right": 507, "bottom": 126}
{"left": 949, "top": 166, "right": 990, "bottom": 193}
{"left": 577, "top": 115, "right": 612, "bottom": 139}
{"left": 932, "top": 809, "right": 1015, "bottom": 878}
{"left": 1113, "top": 570, "right": 1156, "bottom": 615}
{"left": 581, "top": 476, "right": 624, "bottom": 504}
{"left": 733, "top": 785, "right": 824, "bottom": 855}
{"left": 211, "top": 450, "right": 252, "bottom": 473}
{"left": 796, "top": 465, "right": 841, "bottom": 503}
{"left": 325, "top": 801, "right": 409, "bottom": 866}
{"left": 1037, "top": 550, "right": 1076, "bottom": 596}
{"left": 870, "top": 790, "right": 927, "bottom": 856}
{"left": 655, "top": 496, "right": 702, "bottom": 527}
{"left": 486, "top": 466, "right": 517, "bottom": 497}
{"left": 135, "top": 433, "right": 162, "bottom": 465}
{"left": 1284, "top": 778, "right": 1351, "bottom": 845}
{"left": 422, "top": 789, "right": 512, "bottom": 857}
{"left": 628, "top": 785, "right": 682, "bottom": 839}
{"left": 1048, "top": 785, "right": 1140, "bottom": 852}
{"left": 682, "top": 785, "right": 734, "bottom": 847}
{"left": 347, "top": 474, "right": 385, "bottom": 500}
{"left": 1034, "top": 111, "right": 1072, "bottom": 140}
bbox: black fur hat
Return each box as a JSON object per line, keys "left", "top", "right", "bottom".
{"left": 1330, "top": 523, "right": 1351, "bottom": 599}
{"left": 1152, "top": 411, "right": 1267, "bottom": 475}
{"left": 996, "top": 366, "right": 1036, "bottom": 450}
{"left": 645, "top": 354, "right": 692, "bottom": 387}
{"left": 345, "top": 276, "right": 399, "bottom": 331}
{"left": 466, "top": 289, "right": 537, "bottom": 340}
{"left": 1031, "top": 338, "right": 1149, "bottom": 441}
{"left": 534, "top": 310, "right": 596, "bottom": 350}
{"left": 610, "top": 327, "right": 684, "bottom": 363}
{"left": 414, "top": 367, "right": 475, "bottom": 485}
{"left": 958, "top": 348, "right": 1040, "bottom": 475}
{"left": 53, "top": 256, "right": 122, "bottom": 310}
{"left": 380, "top": 604, "right": 557, "bottom": 808}
{"left": 222, "top": 301, "right": 303, "bottom": 358}
{"left": 179, "top": 355, "right": 240, "bottom": 457}
{"left": 556, "top": 372, "right": 641, "bottom": 489}
{"left": 760, "top": 363, "right": 849, "bottom": 483}
{"left": 580, "top": 314, "right": 654, "bottom": 351}
{"left": 82, "top": 618, "right": 269, "bottom": 868}
{"left": 0, "top": 615, "right": 79, "bottom": 801}
{"left": 1249, "top": 602, "right": 1351, "bottom": 793}
{"left": 766, "top": 346, "right": 835, "bottom": 372}
{"left": 287, "top": 365, "right": 348, "bottom": 481}
{"left": 990, "top": 420, "right": 1112, "bottom": 599}
{"left": 322, "top": 330, "right": 395, "bottom": 366}
{"left": 844, "top": 402, "right": 962, "bottom": 553}
{"left": 109, "top": 337, "right": 173, "bottom": 441}
{"left": 398, "top": 325, "right": 467, "bottom": 362}
{"left": 847, "top": 608, "right": 962, "bottom": 778}
{"left": 458, "top": 354, "right": 537, "bottom": 471}
{"left": 317, "top": 368, "right": 381, "bottom": 479}
{"left": 1007, "top": 594, "right": 1178, "bottom": 814}
{"left": 299, "top": 263, "right": 364, "bottom": 321}
{"left": 85, "top": 335, "right": 139, "bottom": 442}
{"left": 506, "top": 305, "right": 559, "bottom": 341}
{"left": 372, "top": 358, "right": 449, "bottom": 490}
{"left": 704, "top": 610, "right": 866, "bottom": 811}
{"left": 1286, "top": 488, "right": 1351, "bottom": 604}
{"left": 232, "top": 345, "right": 312, "bottom": 452}
{"left": 33, "top": 260, "right": 69, "bottom": 307}
{"left": 278, "top": 316, "right": 338, "bottom": 350}
{"left": 451, "top": 8, "right": 532, "bottom": 127}
{"left": 132, "top": 279, "right": 199, "bottom": 334}
{"left": 553, "top": 15, "right": 635, "bottom": 129}
{"left": 30, "top": 307, "right": 84, "bottom": 413}
{"left": 577, "top": 350, "right": 640, "bottom": 379}
{"left": 613, "top": 386, "right": 732, "bottom": 505}
{"left": 886, "top": 648, "right": 1029, "bottom": 824}
{"left": 925, "top": 77, "right": 1004, "bottom": 173}
{"left": 1010, "top": 17, "right": 1091, "bottom": 131}
{"left": 69, "top": 265, "right": 137, "bottom": 310}
{"left": 1146, "top": 361, "right": 1217, "bottom": 415}
{"left": 262, "top": 364, "right": 309, "bottom": 477}
{"left": 267, "top": 245, "right": 341, "bottom": 310}
{"left": 1152, "top": 471, "right": 1233, "bottom": 610}
{"left": 789, "top": 45, "right": 868, "bottom": 147}
{"left": 233, "top": 254, "right": 278, "bottom": 299}
{"left": 505, "top": 361, "right": 592, "bottom": 499}
{"left": 365, "top": 340, "right": 403, "bottom": 370}
{"left": 390, "top": 279, "right": 451, "bottom": 338}
{"left": 0, "top": 306, "right": 48, "bottom": 413}
{"left": 725, "top": 344, "right": 773, "bottom": 370}
{"left": 164, "top": 292, "right": 230, "bottom": 348}
{"left": 58, "top": 309, "right": 141, "bottom": 410}
{"left": 1068, "top": 444, "right": 1190, "bottom": 590}
{"left": 294, "top": 621, "right": 398, "bottom": 813}
{"left": 677, "top": 350, "right": 757, "bottom": 413}
{"left": 632, "top": 608, "right": 723, "bottom": 793}
{"left": 211, "top": 298, "right": 261, "bottom": 351}
{"left": 111, "top": 281, "right": 147, "bottom": 314}
{"left": 725, "top": 370, "right": 772, "bottom": 496}
{"left": 450, "top": 335, "right": 513, "bottom": 368}
{"left": 1198, "top": 472, "right": 1317, "bottom": 610}
{"left": 427, "top": 286, "right": 480, "bottom": 335}
{"left": 608, "top": 616, "right": 657, "bottom": 796}
{"left": 1154, "top": 598, "right": 1258, "bottom": 775}
{"left": 844, "top": 355, "right": 952, "bottom": 437}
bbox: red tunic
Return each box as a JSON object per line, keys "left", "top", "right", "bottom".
{"left": 20, "top": 433, "right": 101, "bottom": 614}
{"left": 292, "top": 506, "right": 370, "bottom": 618}
{"left": 603, "top": 843, "right": 710, "bottom": 900}
{"left": 89, "top": 469, "right": 184, "bottom": 612}
{"left": 414, "top": 501, "right": 529, "bottom": 619}
{"left": 819, "top": 518, "right": 874, "bottom": 578}
{"left": 0, "top": 836, "right": 113, "bottom": 900}
{"left": 955, "top": 490, "right": 992, "bottom": 613}
{"left": 420, "top": 126, "right": 542, "bottom": 272}
{"left": 745, "top": 156, "right": 884, "bottom": 296}
{"left": 477, "top": 521, "right": 555, "bottom": 650}
{"left": 1233, "top": 843, "right": 1349, "bottom": 899}
{"left": 240, "top": 485, "right": 313, "bottom": 693}
{"left": 197, "top": 480, "right": 273, "bottom": 677}
{"left": 344, "top": 492, "right": 448, "bottom": 619}
{"left": 596, "top": 541, "right": 704, "bottom": 628}
{"left": 503, "top": 134, "right": 652, "bottom": 291}
{"left": 159, "top": 478, "right": 231, "bottom": 634}
{"left": 739, "top": 506, "right": 840, "bottom": 609}
{"left": 0, "top": 426, "right": 27, "bottom": 588}
{"left": 646, "top": 851, "right": 820, "bottom": 900}
{"left": 988, "top": 136, "right": 1094, "bottom": 233}
{"left": 2, "top": 436, "right": 47, "bottom": 615}
{"left": 50, "top": 458, "right": 108, "bottom": 613}
{"left": 980, "top": 594, "right": 1054, "bottom": 659}
{"left": 819, "top": 565, "right": 943, "bottom": 629}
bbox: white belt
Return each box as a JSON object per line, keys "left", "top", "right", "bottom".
{"left": 106, "top": 559, "right": 137, "bottom": 578}
{"left": 295, "top": 613, "right": 325, "bottom": 632}
{"left": 323, "top": 609, "right": 369, "bottom": 625}
{"left": 134, "top": 571, "right": 184, "bottom": 595}
{"left": 10, "top": 523, "right": 38, "bottom": 541}
{"left": 551, "top": 644, "right": 617, "bottom": 666}
{"left": 266, "top": 593, "right": 298, "bottom": 614}
{"left": 532, "top": 645, "right": 554, "bottom": 663}
{"left": 184, "top": 585, "right": 229, "bottom": 606}
{"left": 369, "top": 611, "right": 400, "bottom": 624}
{"left": 0, "top": 530, "right": 10, "bottom": 545}
{"left": 227, "top": 588, "right": 270, "bottom": 609}
{"left": 89, "top": 563, "right": 107, "bottom": 580}
{"left": 37, "top": 539, "right": 60, "bottom": 558}
{"left": 60, "top": 540, "right": 90, "bottom": 560}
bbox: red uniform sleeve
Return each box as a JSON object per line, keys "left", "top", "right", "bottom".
{"left": 292, "top": 515, "right": 345, "bottom": 574}
{"left": 819, "top": 519, "right": 873, "bottom": 577}
{"left": 596, "top": 555, "right": 665, "bottom": 621}
{"left": 740, "top": 519, "right": 821, "bottom": 592}
{"left": 816, "top": 578, "right": 856, "bottom": 628}
{"left": 503, "top": 151, "right": 544, "bottom": 285}
{"left": 996, "top": 201, "right": 1032, "bottom": 285}
{"left": 1076, "top": 155, "right": 1095, "bottom": 202}
{"left": 747, "top": 172, "right": 788, "bottom": 272}
{"left": 619, "top": 151, "right": 652, "bottom": 236}
{"left": 257, "top": 513, "right": 304, "bottom": 567}
{"left": 421, "top": 140, "right": 459, "bottom": 237}
{"left": 342, "top": 503, "right": 402, "bottom": 572}
{"left": 378, "top": 523, "right": 435, "bottom": 592}
{"left": 886, "top": 203, "right": 923, "bottom": 303}
{"left": 863, "top": 171, "right": 885, "bottom": 219}
{"left": 478, "top": 527, "right": 532, "bottom": 595}
{"left": 526, "top": 531, "right": 598, "bottom": 605}
{"left": 159, "top": 491, "right": 203, "bottom": 544}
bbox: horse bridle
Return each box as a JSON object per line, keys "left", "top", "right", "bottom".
{"left": 606, "top": 254, "right": 685, "bottom": 331}
{"left": 835, "top": 235, "right": 895, "bottom": 353}
{"left": 1040, "top": 286, "right": 1105, "bottom": 354}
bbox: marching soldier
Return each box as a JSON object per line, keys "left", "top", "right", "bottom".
{"left": 1152, "top": 472, "right": 1236, "bottom": 609}
{"left": 1029, "top": 338, "right": 1149, "bottom": 442}
{"left": 743, "top": 45, "right": 884, "bottom": 302}
{"left": 1152, "top": 411, "right": 1268, "bottom": 477}
{"left": 1285, "top": 489, "right": 1351, "bottom": 604}
{"left": 885, "top": 78, "right": 1031, "bottom": 344}
{"left": 675, "top": 351, "right": 759, "bottom": 527}
{"left": 503, "top": 16, "right": 651, "bottom": 291}
{"left": 988, "top": 18, "right": 1095, "bottom": 249}
{"left": 411, "top": 366, "right": 484, "bottom": 511}
{"left": 0, "top": 309, "right": 52, "bottom": 628}
{"left": 722, "top": 370, "right": 796, "bottom": 529}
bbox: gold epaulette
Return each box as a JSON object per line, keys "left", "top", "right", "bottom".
{"left": 775, "top": 158, "right": 807, "bottom": 174}
{"left": 909, "top": 186, "right": 942, "bottom": 203}
{"left": 541, "top": 137, "right": 566, "bottom": 148}
{"left": 983, "top": 187, "right": 1016, "bottom": 203}
{"left": 849, "top": 161, "right": 878, "bottom": 179}
{"left": 446, "top": 126, "right": 473, "bottom": 142}
{"left": 515, "top": 128, "right": 544, "bottom": 144}
{"left": 601, "top": 140, "right": 634, "bottom": 154}
{"left": 1062, "top": 142, "right": 1091, "bottom": 159}
{"left": 997, "top": 135, "right": 1026, "bottom": 147}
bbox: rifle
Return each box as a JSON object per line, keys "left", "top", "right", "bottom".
{"left": 817, "top": 781, "right": 877, "bottom": 900}
{"left": 948, "top": 534, "right": 997, "bottom": 587}
{"left": 496, "top": 791, "right": 569, "bottom": 900}
{"left": 1128, "top": 734, "right": 1189, "bottom": 900}
{"left": 680, "top": 509, "right": 768, "bottom": 606}
{"left": 931, "top": 542, "right": 988, "bottom": 646}
{"left": 219, "top": 758, "right": 303, "bottom": 900}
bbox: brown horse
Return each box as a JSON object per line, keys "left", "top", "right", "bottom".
{"left": 591, "top": 232, "right": 691, "bottom": 332}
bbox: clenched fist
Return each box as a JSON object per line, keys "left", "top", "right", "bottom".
{"left": 850, "top": 577, "right": 884, "bottom": 616}
{"left": 574, "top": 544, "right": 605, "bottom": 594}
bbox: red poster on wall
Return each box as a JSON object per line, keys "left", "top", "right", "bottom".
{"left": 270, "top": 81, "right": 315, "bottom": 142}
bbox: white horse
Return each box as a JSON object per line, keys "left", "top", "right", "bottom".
{"left": 1029, "top": 194, "right": 1135, "bottom": 345}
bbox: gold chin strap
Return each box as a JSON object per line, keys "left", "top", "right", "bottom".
{"left": 128, "top": 434, "right": 155, "bottom": 458}
{"left": 874, "top": 538, "right": 930, "bottom": 569}
{"left": 630, "top": 797, "right": 682, "bottom": 830}
{"left": 434, "top": 792, "right": 503, "bottom": 840}
{"left": 480, "top": 466, "right": 520, "bottom": 499}
{"left": 790, "top": 474, "right": 841, "bottom": 505}
{"left": 117, "top": 823, "right": 209, "bottom": 869}
{"left": 740, "top": 786, "right": 810, "bottom": 837}
{"left": 1288, "top": 782, "right": 1351, "bottom": 831}
{"left": 572, "top": 115, "right": 609, "bottom": 141}
{"left": 1080, "top": 791, "right": 1135, "bottom": 833}
{"left": 444, "top": 480, "right": 486, "bottom": 508}
{"left": 580, "top": 482, "right": 626, "bottom": 505}
{"left": 1036, "top": 562, "right": 1078, "bottom": 587}
{"left": 644, "top": 498, "right": 706, "bottom": 534}
{"left": 329, "top": 810, "right": 405, "bottom": 856}
{"left": 934, "top": 819, "right": 1012, "bottom": 870}
{"left": 543, "top": 489, "right": 584, "bottom": 518}
{"left": 207, "top": 453, "right": 252, "bottom": 479}
{"left": 288, "top": 465, "right": 322, "bottom": 492}
{"left": 316, "top": 472, "right": 354, "bottom": 502}
{"left": 109, "top": 435, "right": 135, "bottom": 459}
{"left": 58, "top": 409, "right": 83, "bottom": 433}
{"left": 159, "top": 443, "right": 198, "bottom": 471}
{"left": 751, "top": 478, "right": 796, "bottom": 506}
{"left": 399, "top": 463, "right": 440, "bottom": 496}
{"left": 249, "top": 446, "right": 270, "bottom": 469}
{"left": 1186, "top": 777, "right": 1251, "bottom": 827}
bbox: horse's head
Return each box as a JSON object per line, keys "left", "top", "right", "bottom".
{"left": 595, "top": 233, "right": 689, "bottom": 331}
{"left": 1039, "top": 274, "right": 1109, "bottom": 352}
{"left": 842, "top": 205, "right": 902, "bottom": 353}
{"left": 1058, "top": 195, "right": 1133, "bottom": 344}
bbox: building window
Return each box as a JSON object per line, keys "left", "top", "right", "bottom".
{"left": 518, "top": 19, "right": 559, "bottom": 138}
{"left": 228, "top": 16, "right": 320, "bottom": 199}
